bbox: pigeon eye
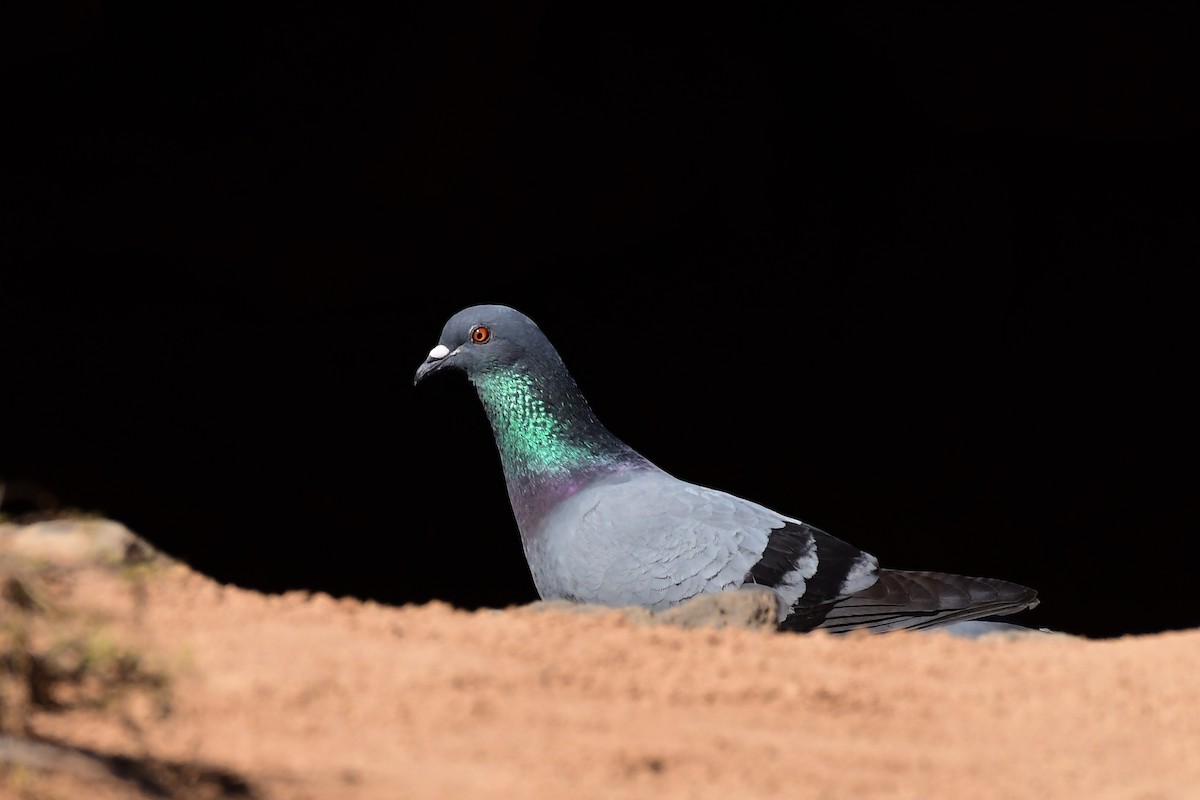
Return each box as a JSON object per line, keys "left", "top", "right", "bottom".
{"left": 470, "top": 325, "right": 491, "bottom": 344}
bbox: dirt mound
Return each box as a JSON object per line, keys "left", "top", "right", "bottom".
{"left": 3, "top": 519, "right": 1198, "bottom": 799}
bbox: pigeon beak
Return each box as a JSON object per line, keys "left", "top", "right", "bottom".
{"left": 414, "top": 344, "right": 454, "bottom": 385}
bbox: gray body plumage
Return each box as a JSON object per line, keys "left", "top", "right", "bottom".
{"left": 415, "top": 304, "right": 1038, "bottom": 633}
{"left": 526, "top": 467, "right": 876, "bottom": 617}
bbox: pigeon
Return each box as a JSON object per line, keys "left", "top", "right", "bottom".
{"left": 414, "top": 304, "right": 1038, "bottom": 633}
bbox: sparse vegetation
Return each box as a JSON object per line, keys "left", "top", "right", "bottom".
{"left": 1, "top": 572, "right": 172, "bottom": 738}
{"left": 1, "top": 523, "right": 254, "bottom": 798}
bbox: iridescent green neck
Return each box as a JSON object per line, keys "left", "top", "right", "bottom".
{"left": 472, "top": 367, "right": 630, "bottom": 476}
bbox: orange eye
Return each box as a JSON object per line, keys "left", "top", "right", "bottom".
{"left": 470, "top": 325, "right": 491, "bottom": 344}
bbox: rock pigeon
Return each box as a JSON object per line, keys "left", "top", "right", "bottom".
{"left": 414, "top": 304, "right": 1038, "bottom": 633}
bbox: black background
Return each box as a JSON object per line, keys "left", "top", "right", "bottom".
{"left": 3, "top": 4, "right": 1196, "bottom": 638}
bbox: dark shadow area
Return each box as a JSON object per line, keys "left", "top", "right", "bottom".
{"left": 0, "top": 734, "right": 258, "bottom": 798}
{"left": 3, "top": 4, "right": 1197, "bottom": 638}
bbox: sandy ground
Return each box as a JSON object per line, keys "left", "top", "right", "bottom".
{"left": 2, "top": 518, "right": 1198, "bottom": 800}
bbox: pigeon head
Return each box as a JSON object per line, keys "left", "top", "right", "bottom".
{"left": 413, "top": 304, "right": 550, "bottom": 386}
{"left": 415, "top": 303, "right": 650, "bottom": 510}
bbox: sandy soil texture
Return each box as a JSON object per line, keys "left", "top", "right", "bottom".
{"left": 2, "top": 518, "right": 1198, "bottom": 799}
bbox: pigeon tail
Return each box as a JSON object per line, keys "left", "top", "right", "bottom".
{"left": 783, "top": 569, "right": 1039, "bottom": 634}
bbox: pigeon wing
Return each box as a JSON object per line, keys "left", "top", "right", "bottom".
{"left": 539, "top": 470, "right": 880, "bottom": 615}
